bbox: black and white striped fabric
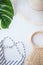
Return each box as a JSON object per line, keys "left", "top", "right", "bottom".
{"left": 0, "top": 37, "right": 26, "bottom": 65}
{"left": 0, "top": 42, "right": 6, "bottom": 65}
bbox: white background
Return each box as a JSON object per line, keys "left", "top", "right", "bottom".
{"left": 0, "top": 0, "right": 43, "bottom": 65}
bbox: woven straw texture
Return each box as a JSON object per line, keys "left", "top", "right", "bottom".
{"left": 26, "top": 48, "right": 43, "bottom": 65}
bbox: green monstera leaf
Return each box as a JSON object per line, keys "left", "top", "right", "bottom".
{"left": 0, "top": 0, "right": 14, "bottom": 29}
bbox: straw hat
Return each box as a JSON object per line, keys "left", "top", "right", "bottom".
{"left": 26, "top": 31, "right": 43, "bottom": 65}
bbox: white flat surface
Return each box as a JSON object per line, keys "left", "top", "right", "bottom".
{"left": 0, "top": 12, "right": 43, "bottom": 65}
{"left": 16, "top": 0, "right": 43, "bottom": 24}
{"left": 0, "top": 0, "right": 43, "bottom": 65}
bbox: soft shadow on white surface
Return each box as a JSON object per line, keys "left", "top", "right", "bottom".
{"left": 0, "top": 11, "right": 43, "bottom": 65}
{"left": 16, "top": 0, "right": 43, "bottom": 24}
{"left": 0, "top": 0, "right": 43, "bottom": 65}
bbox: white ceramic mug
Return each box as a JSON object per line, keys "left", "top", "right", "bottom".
{"left": 29, "top": 0, "right": 43, "bottom": 11}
